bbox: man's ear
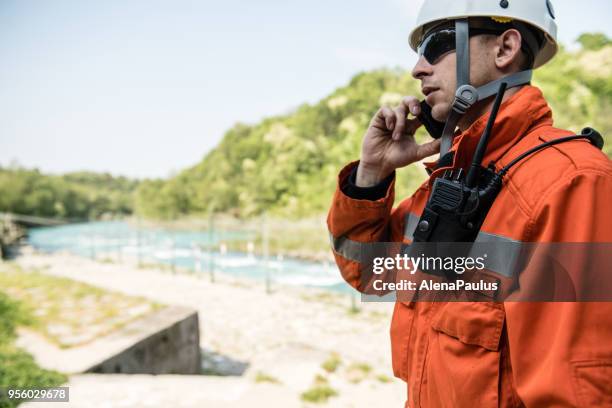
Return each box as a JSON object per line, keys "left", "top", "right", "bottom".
{"left": 495, "top": 29, "right": 523, "bottom": 70}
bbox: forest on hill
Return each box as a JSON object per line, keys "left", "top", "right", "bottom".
{"left": 0, "top": 167, "right": 137, "bottom": 220}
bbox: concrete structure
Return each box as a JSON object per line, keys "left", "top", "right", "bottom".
{"left": 87, "top": 306, "right": 201, "bottom": 374}
{"left": 18, "top": 306, "right": 202, "bottom": 375}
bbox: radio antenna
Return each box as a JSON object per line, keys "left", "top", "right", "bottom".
{"left": 465, "top": 82, "right": 508, "bottom": 188}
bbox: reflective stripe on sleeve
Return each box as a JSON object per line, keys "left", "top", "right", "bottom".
{"left": 329, "top": 232, "right": 366, "bottom": 263}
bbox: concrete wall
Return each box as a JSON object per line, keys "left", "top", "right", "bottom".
{"left": 86, "top": 307, "right": 201, "bottom": 375}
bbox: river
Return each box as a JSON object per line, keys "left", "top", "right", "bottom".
{"left": 26, "top": 220, "right": 352, "bottom": 293}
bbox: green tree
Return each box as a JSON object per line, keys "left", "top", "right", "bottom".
{"left": 577, "top": 33, "right": 611, "bottom": 51}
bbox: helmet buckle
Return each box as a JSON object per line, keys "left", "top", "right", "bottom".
{"left": 452, "top": 85, "right": 478, "bottom": 114}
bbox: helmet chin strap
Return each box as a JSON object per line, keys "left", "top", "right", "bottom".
{"left": 438, "top": 18, "right": 533, "bottom": 157}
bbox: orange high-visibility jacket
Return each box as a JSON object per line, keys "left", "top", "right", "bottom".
{"left": 327, "top": 86, "right": 612, "bottom": 407}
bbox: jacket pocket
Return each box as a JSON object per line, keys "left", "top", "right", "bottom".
{"left": 571, "top": 360, "right": 612, "bottom": 407}
{"left": 431, "top": 302, "right": 505, "bottom": 351}
{"left": 421, "top": 302, "right": 505, "bottom": 408}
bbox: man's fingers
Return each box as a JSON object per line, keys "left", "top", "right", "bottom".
{"left": 392, "top": 105, "right": 408, "bottom": 141}
{"left": 415, "top": 139, "right": 441, "bottom": 161}
{"left": 392, "top": 96, "right": 423, "bottom": 141}
{"left": 383, "top": 106, "right": 396, "bottom": 130}
{"left": 375, "top": 106, "right": 396, "bottom": 131}
{"left": 371, "top": 97, "right": 423, "bottom": 140}
{"left": 402, "top": 96, "right": 421, "bottom": 117}
{"left": 395, "top": 114, "right": 422, "bottom": 141}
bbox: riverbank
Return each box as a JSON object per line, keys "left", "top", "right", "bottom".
{"left": 123, "top": 214, "right": 334, "bottom": 263}
{"left": 11, "top": 246, "right": 405, "bottom": 407}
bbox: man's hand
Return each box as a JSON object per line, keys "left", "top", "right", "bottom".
{"left": 356, "top": 96, "right": 441, "bottom": 187}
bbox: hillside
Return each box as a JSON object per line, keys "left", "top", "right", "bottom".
{"left": 135, "top": 34, "right": 612, "bottom": 220}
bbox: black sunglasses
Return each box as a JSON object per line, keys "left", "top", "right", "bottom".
{"left": 417, "top": 27, "right": 503, "bottom": 65}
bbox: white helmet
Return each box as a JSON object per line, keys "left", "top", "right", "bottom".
{"left": 409, "top": 0, "right": 558, "bottom": 68}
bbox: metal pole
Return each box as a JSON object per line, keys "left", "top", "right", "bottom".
{"left": 350, "top": 292, "right": 359, "bottom": 314}
{"left": 137, "top": 217, "right": 142, "bottom": 267}
{"left": 263, "top": 213, "right": 271, "bottom": 294}
{"left": 90, "top": 226, "right": 96, "bottom": 260}
{"left": 171, "top": 237, "right": 176, "bottom": 274}
{"left": 209, "top": 213, "right": 215, "bottom": 283}
{"left": 195, "top": 244, "right": 202, "bottom": 274}
{"left": 117, "top": 225, "right": 122, "bottom": 263}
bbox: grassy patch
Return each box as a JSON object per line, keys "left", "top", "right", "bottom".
{"left": 376, "top": 373, "right": 392, "bottom": 383}
{"left": 300, "top": 385, "right": 338, "bottom": 404}
{"left": 321, "top": 353, "right": 342, "bottom": 373}
{"left": 349, "top": 362, "right": 371, "bottom": 374}
{"left": 0, "top": 344, "right": 68, "bottom": 408}
{"left": 347, "top": 306, "right": 361, "bottom": 316}
{"left": 0, "top": 292, "right": 66, "bottom": 408}
{"left": 346, "top": 362, "right": 372, "bottom": 384}
{"left": 0, "top": 262, "right": 161, "bottom": 348}
{"left": 254, "top": 371, "right": 280, "bottom": 384}
{"left": 300, "top": 374, "right": 338, "bottom": 404}
{"left": 0, "top": 292, "right": 33, "bottom": 344}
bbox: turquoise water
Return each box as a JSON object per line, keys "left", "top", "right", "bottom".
{"left": 27, "top": 221, "right": 352, "bottom": 293}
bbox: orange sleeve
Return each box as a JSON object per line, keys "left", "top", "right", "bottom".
{"left": 504, "top": 169, "right": 612, "bottom": 407}
{"left": 327, "top": 161, "right": 406, "bottom": 292}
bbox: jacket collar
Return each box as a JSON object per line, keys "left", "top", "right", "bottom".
{"left": 424, "top": 85, "right": 553, "bottom": 172}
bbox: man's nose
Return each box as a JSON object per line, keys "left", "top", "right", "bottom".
{"left": 412, "top": 55, "right": 433, "bottom": 80}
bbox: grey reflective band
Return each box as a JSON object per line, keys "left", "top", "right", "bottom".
{"left": 333, "top": 227, "right": 526, "bottom": 280}
{"left": 404, "top": 212, "right": 420, "bottom": 241}
{"left": 329, "top": 232, "right": 365, "bottom": 263}
{"left": 470, "top": 232, "right": 526, "bottom": 278}
{"left": 333, "top": 212, "right": 420, "bottom": 249}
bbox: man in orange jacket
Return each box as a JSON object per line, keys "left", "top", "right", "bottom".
{"left": 327, "top": 1, "right": 612, "bottom": 406}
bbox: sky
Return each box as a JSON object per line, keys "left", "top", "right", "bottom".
{"left": 1, "top": 0, "right": 611, "bottom": 179}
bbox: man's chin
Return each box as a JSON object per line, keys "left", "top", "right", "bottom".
{"left": 431, "top": 104, "right": 450, "bottom": 122}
